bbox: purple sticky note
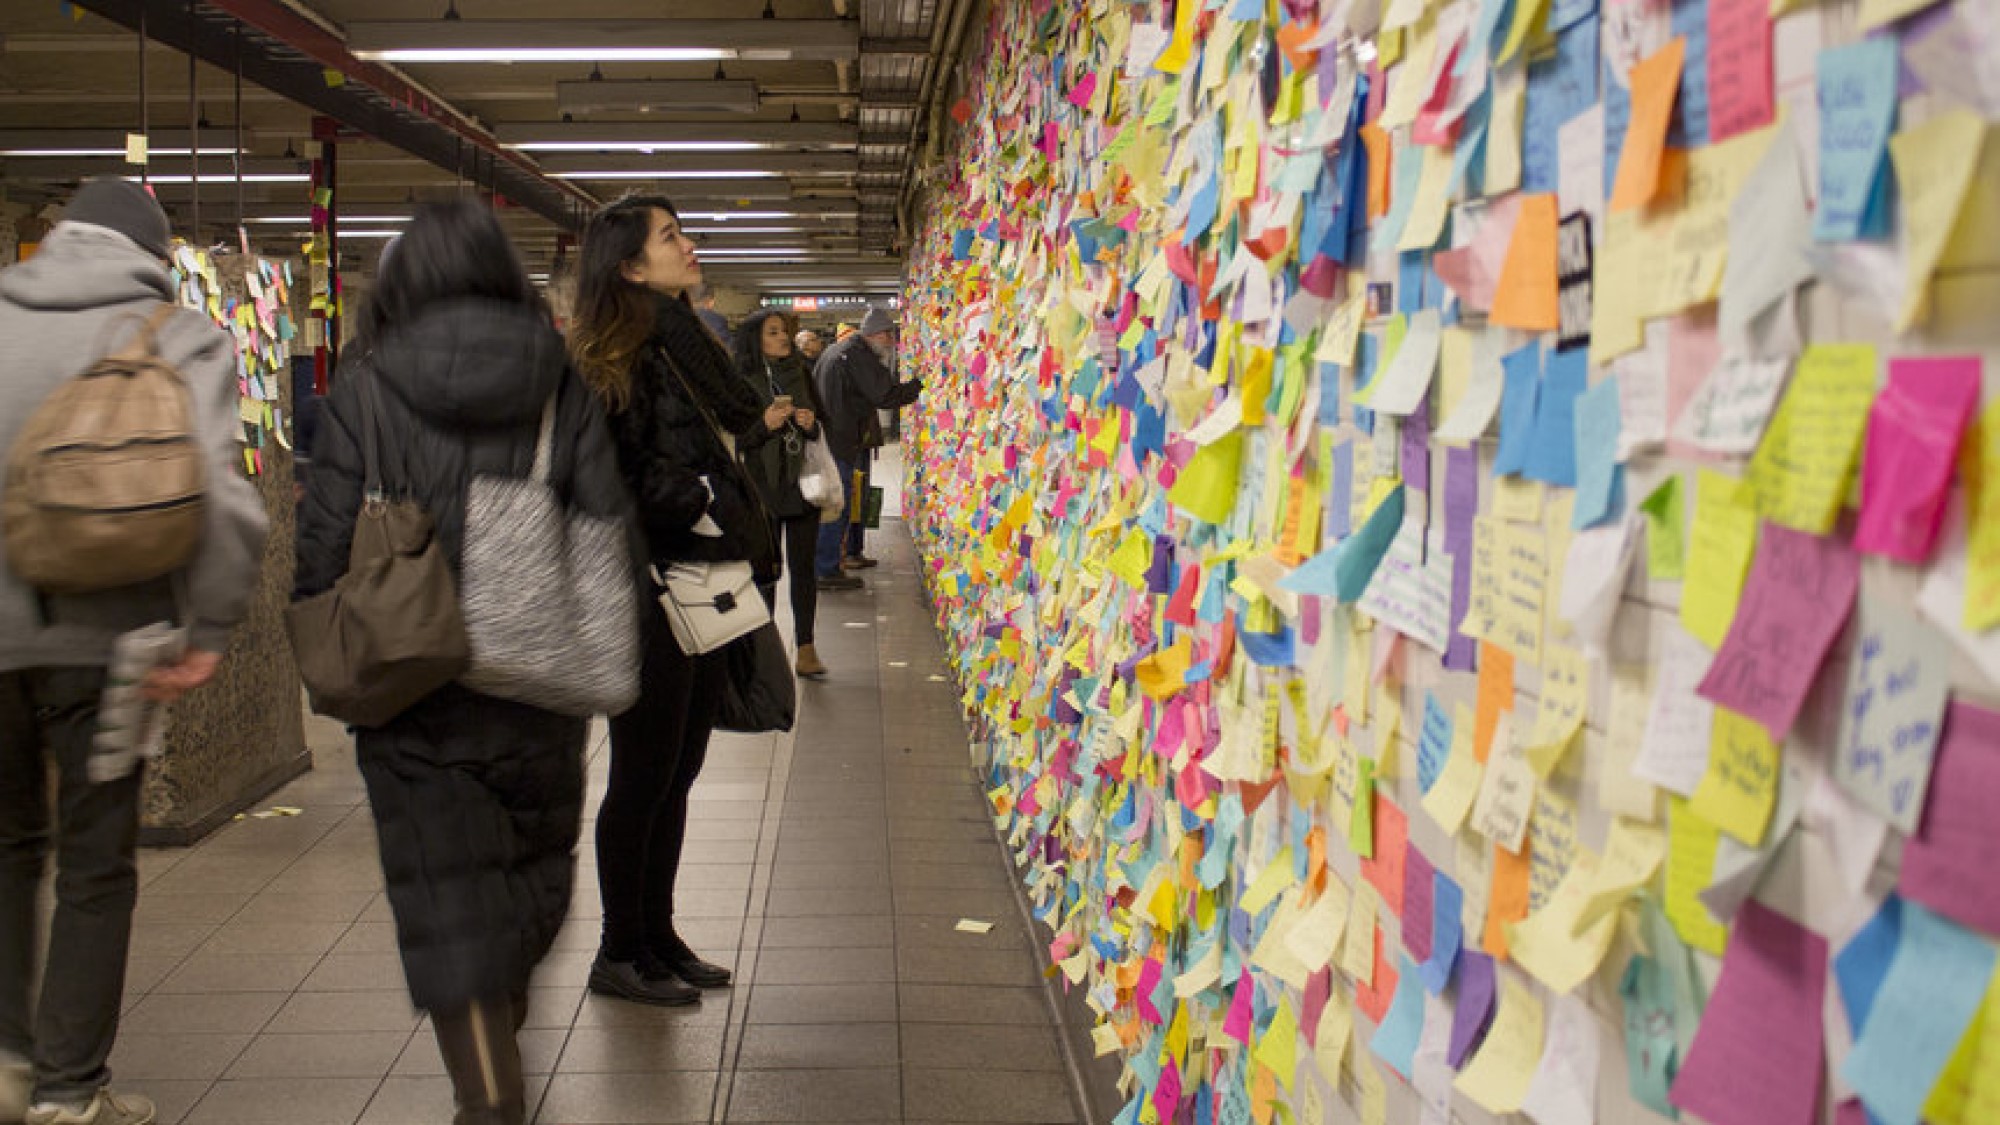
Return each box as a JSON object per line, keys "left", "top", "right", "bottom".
{"left": 1402, "top": 394, "right": 1433, "bottom": 495}
{"left": 1670, "top": 901, "right": 1828, "bottom": 1125}
{"left": 1404, "top": 848, "right": 1437, "bottom": 964}
{"left": 1900, "top": 701, "right": 2000, "bottom": 939}
{"left": 1449, "top": 951, "right": 1498, "bottom": 1068}
{"left": 1697, "top": 524, "right": 1860, "bottom": 741}
{"left": 1444, "top": 444, "right": 1481, "bottom": 672}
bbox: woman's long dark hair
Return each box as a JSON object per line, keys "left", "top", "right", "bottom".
{"left": 731, "top": 308, "right": 793, "bottom": 375}
{"left": 353, "top": 199, "right": 537, "bottom": 352}
{"left": 570, "top": 194, "right": 679, "bottom": 410}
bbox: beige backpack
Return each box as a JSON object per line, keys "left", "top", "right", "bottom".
{"left": 3, "top": 304, "right": 206, "bottom": 594}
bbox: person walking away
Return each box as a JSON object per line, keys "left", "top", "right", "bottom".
{"left": 732, "top": 310, "right": 828, "bottom": 678}
{"left": 0, "top": 179, "right": 269, "bottom": 1125}
{"left": 812, "top": 305, "right": 921, "bottom": 592}
{"left": 570, "top": 195, "right": 782, "bottom": 1005}
{"left": 294, "top": 200, "right": 630, "bottom": 1125}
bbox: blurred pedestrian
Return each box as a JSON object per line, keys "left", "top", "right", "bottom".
{"left": 734, "top": 310, "right": 829, "bottom": 678}
{"left": 811, "top": 305, "right": 920, "bottom": 591}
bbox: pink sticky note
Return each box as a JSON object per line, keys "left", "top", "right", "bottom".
{"left": 1224, "top": 972, "right": 1256, "bottom": 1043}
{"left": 1670, "top": 901, "right": 1827, "bottom": 1125}
{"left": 1900, "top": 701, "right": 2000, "bottom": 939}
{"left": 1403, "top": 847, "right": 1436, "bottom": 965}
{"left": 1697, "top": 524, "right": 1860, "bottom": 741}
{"left": 1666, "top": 312, "right": 1722, "bottom": 460}
{"left": 1136, "top": 957, "right": 1165, "bottom": 1024}
{"left": 1433, "top": 195, "right": 1520, "bottom": 312}
{"left": 1301, "top": 969, "right": 1333, "bottom": 1047}
{"left": 1068, "top": 71, "right": 1099, "bottom": 108}
{"left": 1854, "top": 356, "right": 1982, "bottom": 563}
{"left": 1153, "top": 1057, "right": 1182, "bottom": 1121}
{"left": 1706, "top": 0, "right": 1775, "bottom": 142}
{"left": 1362, "top": 798, "right": 1409, "bottom": 915}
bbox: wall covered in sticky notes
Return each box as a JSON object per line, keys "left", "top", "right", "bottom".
{"left": 897, "top": 0, "right": 2000, "bottom": 1122}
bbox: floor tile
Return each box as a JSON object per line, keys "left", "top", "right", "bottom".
{"left": 904, "top": 1069, "right": 1079, "bottom": 1123}
{"left": 900, "top": 985, "right": 1052, "bottom": 1026}
{"left": 156, "top": 952, "right": 321, "bottom": 994}
{"left": 556, "top": 1025, "right": 727, "bottom": 1072}
{"left": 123, "top": 991, "right": 287, "bottom": 1035}
{"left": 224, "top": 1031, "right": 409, "bottom": 1079}
{"left": 750, "top": 946, "right": 897, "bottom": 986}
{"left": 570, "top": 992, "right": 731, "bottom": 1031}
{"left": 757, "top": 915, "right": 895, "bottom": 950}
{"left": 901, "top": 1024, "right": 1065, "bottom": 1072}
{"left": 766, "top": 862, "right": 892, "bottom": 891}
{"left": 106, "top": 1032, "right": 250, "bottom": 1080}
{"left": 198, "top": 920, "right": 350, "bottom": 959}
{"left": 393, "top": 1028, "right": 567, "bottom": 1077}
{"left": 536, "top": 1072, "right": 717, "bottom": 1123}
{"left": 134, "top": 894, "right": 248, "bottom": 925}
{"left": 357, "top": 1076, "right": 551, "bottom": 1125}
{"left": 895, "top": 916, "right": 1019, "bottom": 948}
{"left": 300, "top": 953, "right": 407, "bottom": 992}
{"left": 897, "top": 946, "right": 1042, "bottom": 987}
{"left": 131, "top": 1079, "right": 213, "bottom": 1125}
{"left": 129, "top": 922, "right": 220, "bottom": 962}
{"left": 735, "top": 1023, "right": 900, "bottom": 1070}
{"left": 745, "top": 984, "right": 898, "bottom": 1024}
{"left": 184, "top": 1077, "right": 380, "bottom": 1125}
{"left": 723, "top": 1068, "right": 900, "bottom": 1123}
{"left": 266, "top": 990, "right": 422, "bottom": 1034}
{"left": 764, "top": 884, "right": 892, "bottom": 917}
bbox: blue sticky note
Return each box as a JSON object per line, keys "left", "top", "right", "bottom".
{"left": 1549, "top": 0, "right": 1596, "bottom": 32}
{"left": 1523, "top": 349, "right": 1587, "bottom": 487}
{"left": 1836, "top": 896, "right": 1902, "bottom": 1035}
{"left": 951, "top": 229, "right": 977, "bottom": 260}
{"left": 1452, "top": 89, "right": 1492, "bottom": 197}
{"left": 1418, "top": 693, "right": 1453, "bottom": 793}
{"left": 1844, "top": 900, "right": 1997, "bottom": 1125}
{"left": 1471, "top": 0, "right": 1515, "bottom": 63}
{"left": 1669, "top": 0, "right": 1710, "bottom": 148}
{"left": 1185, "top": 173, "right": 1222, "bottom": 243}
{"left": 1317, "top": 362, "right": 1343, "bottom": 426}
{"left": 1815, "top": 38, "right": 1899, "bottom": 242}
{"left": 1572, "top": 374, "right": 1625, "bottom": 528}
{"left": 1523, "top": 15, "right": 1599, "bottom": 194}
{"left": 1370, "top": 960, "right": 1429, "bottom": 1079}
{"left": 1398, "top": 252, "right": 1430, "bottom": 314}
{"left": 1372, "top": 136, "right": 1430, "bottom": 253}
{"left": 1239, "top": 625, "right": 1295, "bottom": 668}
{"left": 1280, "top": 485, "right": 1405, "bottom": 603}
{"left": 1419, "top": 873, "right": 1464, "bottom": 994}
{"left": 1494, "top": 345, "right": 1543, "bottom": 476}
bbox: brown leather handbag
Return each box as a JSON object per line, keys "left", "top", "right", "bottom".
{"left": 287, "top": 372, "right": 468, "bottom": 727}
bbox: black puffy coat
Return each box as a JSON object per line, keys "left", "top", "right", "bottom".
{"left": 737, "top": 351, "right": 822, "bottom": 521}
{"left": 295, "top": 298, "right": 632, "bottom": 1012}
{"left": 608, "top": 294, "right": 780, "bottom": 581}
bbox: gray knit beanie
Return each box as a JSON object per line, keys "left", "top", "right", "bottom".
{"left": 62, "top": 178, "right": 173, "bottom": 260}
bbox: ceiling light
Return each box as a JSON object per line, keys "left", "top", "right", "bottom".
{"left": 279, "top": 229, "right": 404, "bottom": 240}
{"left": 244, "top": 215, "right": 413, "bottom": 225}
{"left": 510, "top": 141, "right": 767, "bottom": 153}
{"left": 357, "top": 47, "right": 731, "bottom": 63}
{"left": 694, "top": 247, "right": 811, "bottom": 256}
{"left": 132, "top": 173, "right": 309, "bottom": 184}
{"left": 675, "top": 211, "right": 824, "bottom": 221}
{"left": 682, "top": 226, "right": 819, "bottom": 234}
{"left": 549, "top": 169, "right": 782, "bottom": 180}
{"left": 1, "top": 147, "right": 240, "bottom": 158}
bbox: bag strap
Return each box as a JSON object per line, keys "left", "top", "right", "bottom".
{"left": 357, "top": 365, "right": 386, "bottom": 501}
{"left": 530, "top": 395, "right": 557, "bottom": 484}
{"left": 653, "top": 345, "right": 777, "bottom": 560}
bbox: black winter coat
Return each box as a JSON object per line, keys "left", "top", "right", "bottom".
{"left": 737, "top": 351, "right": 822, "bottom": 521}
{"left": 294, "top": 298, "right": 631, "bottom": 1012}
{"left": 812, "top": 334, "right": 922, "bottom": 462}
{"left": 608, "top": 295, "right": 780, "bottom": 582}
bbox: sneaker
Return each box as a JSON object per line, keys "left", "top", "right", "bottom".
{"left": 587, "top": 951, "right": 700, "bottom": 1007}
{"left": 1, "top": 1062, "right": 27, "bottom": 1125}
{"left": 24, "top": 1090, "right": 155, "bottom": 1125}
{"left": 842, "top": 555, "right": 879, "bottom": 570}
{"left": 817, "top": 574, "right": 863, "bottom": 591}
{"left": 795, "top": 644, "right": 827, "bottom": 678}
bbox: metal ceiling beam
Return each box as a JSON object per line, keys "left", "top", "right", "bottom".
{"left": 0, "top": 128, "right": 254, "bottom": 153}
{"left": 65, "top": 0, "right": 596, "bottom": 229}
{"left": 345, "top": 20, "right": 862, "bottom": 63}
{"left": 555, "top": 79, "right": 761, "bottom": 116}
{"left": 553, "top": 177, "right": 798, "bottom": 199}
{"left": 537, "top": 152, "right": 857, "bottom": 176}
{"left": 494, "top": 121, "right": 861, "bottom": 148}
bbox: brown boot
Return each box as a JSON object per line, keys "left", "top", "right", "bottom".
{"left": 433, "top": 997, "right": 526, "bottom": 1125}
{"left": 795, "top": 644, "right": 827, "bottom": 678}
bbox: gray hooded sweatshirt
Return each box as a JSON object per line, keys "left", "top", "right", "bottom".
{"left": 0, "top": 222, "right": 269, "bottom": 669}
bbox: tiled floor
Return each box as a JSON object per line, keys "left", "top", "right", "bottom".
{"left": 98, "top": 481, "right": 1089, "bottom": 1124}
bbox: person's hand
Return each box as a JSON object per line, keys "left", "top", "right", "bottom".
{"left": 793, "top": 408, "right": 816, "bottom": 430}
{"left": 142, "top": 649, "right": 223, "bottom": 703}
{"left": 763, "top": 402, "right": 794, "bottom": 431}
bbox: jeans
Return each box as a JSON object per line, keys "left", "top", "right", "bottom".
{"left": 815, "top": 456, "right": 859, "bottom": 579}
{"left": 0, "top": 667, "right": 139, "bottom": 1108}
{"left": 597, "top": 607, "right": 723, "bottom": 963}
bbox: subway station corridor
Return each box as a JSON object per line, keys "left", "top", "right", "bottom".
{"left": 99, "top": 456, "right": 1090, "bottom": 1125}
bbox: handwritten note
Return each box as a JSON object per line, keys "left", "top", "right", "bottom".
{"left": 1889, "top": 110, "right": 1987, "bottom": 331}
{"left": 1509, "top": 848, "right": 1621, "bottom": 993}
{"left": 1454, "top": 971, "right": 1546, "bottom": 1113}
{"left": 1815, "top": 39, "right": 1898, "bottom": 242}
{"left": 1356, "top": 516, "right": 1454, "bottom": 652}
{"left": 1964, "top": 397, "right": 2000, "bottom": 633}
{"left": 1672, "top": 352, "right": 1793, "bottom": 456}
{"left": 1681, "top": 469, "right": 1759, "bottom": 647}
{"left": 1856, "top": 356, "right": 1981, "bottom": 563}
{"left": 1670, "top": 901, "right": 1827, "bottom": 1125}
{"left": 1698, "top": 524, "right": 1860, "bottom": 741}
{"left": 1745, "top": 343, "right": 1878, "bottom": 536}
{"left": 1900, "top": 701, "right": 2000, "bottom": 939}
{"left": 1422, "top": 708, "right": 1485, "bottom": 835}
{"left": 1705, "top": 0, "right": 1772, "bottom": 140}
{"left": 1835, "top": 593, "right": 1950, "bottom": 834}
{"left": 1636, "top": 622, "right": 1718, "bottom": 797}
{"left": 1417, "top": 693, "right": 1453, "bottom": 793}
{"left": 1450, "top": 951, "right": 1499, "bottom": 1068}
{"left": 1689, "top": 706, "right": 1782, "bottom": 846}
{"left": 1473, "top": 713, "right": 1536, "bottom": 854}
{"left": 1845, "top": 900, "right": 1997, "bottom": 1125}
{"left": 1666, "top": 798, "right": 1732, "bottom": 956}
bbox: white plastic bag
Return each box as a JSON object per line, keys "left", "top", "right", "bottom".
{"left": 796, "top": 433, "right": 845, "bottom": 523}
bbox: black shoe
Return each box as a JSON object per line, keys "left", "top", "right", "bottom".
{"left": 842, "top": 555, "right": 879, "bottom": 570}
{"left": 648, "top": 945, "right": 733, "bottom": 989}
{"left": 588, "top": 952, "right": 701, "bottom": 1007}
{"left": 817, "top": 573, "right": 863, "bottom": 591}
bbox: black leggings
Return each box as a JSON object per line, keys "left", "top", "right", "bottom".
{"left": 770, "top": 515, "right": 820, "bottom": 645}
{"left": 597, "top": 607, "right": 723, "bottom": 963}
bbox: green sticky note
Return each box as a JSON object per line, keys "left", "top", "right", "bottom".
{"left": 1351, "top": 758, "right": 1377, "bottom": 860}
{"left": 1641, "top": 475, "right": 1686, "bottom": 581}
{"left": 1146, "top": 79, "right": 1181, "bottom": 127}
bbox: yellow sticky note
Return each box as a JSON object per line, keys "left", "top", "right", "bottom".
{"left": 1341, "top": 885, "right": 1378, "bottom": 983}
{"left": 1963, "top": 399, "right": 2000, "bottom": 632}
{"left": 1107, "top": 530, "right": 1152, "bottom": 589}
{"left": 1689, "top": 707, "right": 1780, "bottom": 847}
{"left": 1136, "top": 639, "right": 1194, "bottom": 700}
{"left": 1602, "top": 668, "right": 1661, "bottom": 821}
{"left": 1889, "top": 110, "right": 1988, "bottom": 331}
{"left": 1398, "top": 143, "right": 1458, "bottom": 252}
{"left": 1498, "top": 0, "right": 1551, "bottom": 63}
{"left": 1241, "top": 847, "right": 1298, "bottom": 917}
{"left": 1356, "top": 1054, "right": 1388, "bottom": 1125}
{"left": 1924, "top": 965, "right": 2000, "bottom": 1124}
{"left": 1494, "top": 476, "right": 1545, "bottom": 523}
{"left": 1378, "top": 21, "right": 1440, "bottom": 131}
{"left": 1317, "top": 289, "right": 1367, "bottom": 368}
{"left": 1314, "top": 980, "right": 1354, "bottom": 1083}
{"left": 1423, "top": 707, "right": 1485, "bottom": 836}
{"left": 1493, "top": 523, "right": 1547, "bottom": 666}
{"left": 1681, "top": 469, "right": 1760, "bottom": 648}
{"left": 1665, "top": 798, "right": 1732, "bottom": 956}
{"left": 1744, "top": 343, "right": 1878, "bottom": 535}
{"left": 1652, "top": 125, "right": 1776, "bottom": 316}
{"left": 1439, "top": 327, "right": 1473, "bottom": 422}
{"left": 1576, "top": 817, "right": 1669, "bottom": 932}
{"left": 1153, "top": 0, "right": 1198, "bottom": 74}
{"left": 1253, "top": 1002, "right": 1301, "bottom": 1090}
{"left": 1508, "top": 848, "right": 1620, "bottom": 993}
{"left": 1590, "top": 210, "right": 1652, "bottom": 365}
{"left": 1167, "top": 431, "right": 1244, "bottom": 525}
{"left": 1454, "top": 972, "right": 1545, "bottom": 1112}
{"left": 1859, "top": 0, "right": 1947, "bottom": 33}
{"left": 1526, "top": 643, "right": 1589, "bottom": 777}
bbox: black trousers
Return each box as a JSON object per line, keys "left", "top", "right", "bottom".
{"left": 0, "top": 667, "right": 137, "bottom": 1108}
{"left": 768, "top": 515, "right": 820, "bottom": 646}
{"left": 597, "top": 606, "right": 723, "bottom": 963}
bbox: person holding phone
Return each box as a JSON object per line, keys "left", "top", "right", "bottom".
{"left": 732, "top": 310, "right": 829, "bottom": 677}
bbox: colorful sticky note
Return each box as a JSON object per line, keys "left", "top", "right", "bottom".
{"left": 1167, "top": 430, "right": 1245, "bottom": 524}
{"left": 1665, "top": 798, "right": 1732, "bottom": 956}
{"left": 1670, "top": 901, "right": 1826, "bottom": 1125}
{"left": 1681, "top": 469, "right": 1758, "bottom": 647}
{"left": 1491, "top": 194, "right": 1561, "bottom": 331}
{"left": 1494, "top": 345, "right": 1544, "bottom": 476}
{"left": 1705, "top": 0, "right": 1773, "bottom": 141}
{"left": 1814, "top": 39, "right": 1899, "bottom": 242}
{"left": 1642, "top": 474, "right": 1686, "bottom": 580}
{"left": 1835, "top": 593, "right": 1950, "bottom": 834}
{"left": 1744, "top": 343, "right": 1879, "bottom": 536}
{"left": 1857, "top": 360, "right": 1980, "bottom": 563}
{"left": 1449, "top": 951, "right": 1499, "bottom": 1068}
{"left": 1966, "top": 395, "right": 2000, "bottom": 632}
{"left": 1900, "top": 701, "right": 2000, "bottom": 939}
{"left": 1572, "top": 373, "right": 1624, "bottom": 528}
{"left": 1844, "top": 900, "right": 1998, "bottom": 1125}
{"left": 1697, "top": 524, "right": 1859, "bottom": 741}
{"left": 1369, "top": 961, "right": 1429, "bottom": 1079}
{"left": 1454, "top": 971, "right": 1545, "bottom": 1113}
{"left": 1523, "top": 349, "right": 1587, "bottom": 487}
{"left": 1889, "top": 110, "right": 1989, "bottom": 331}
{"left": 1689, "top": 706, "right": 1781, "bottom": 846}
{"left": 1611, "top": 38, "right": 1688, "bottom": 211}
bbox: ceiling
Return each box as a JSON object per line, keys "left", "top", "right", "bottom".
{"left": 0, "top": 0, "right": 978, "bottom": 297}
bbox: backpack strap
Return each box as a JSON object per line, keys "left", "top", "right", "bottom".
{"left": 107, "top": 303, "right": 180, "bottom": 364}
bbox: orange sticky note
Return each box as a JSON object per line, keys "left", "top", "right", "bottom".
{"left": 1484, "top": 841, "right": 1533, "bottom": 959}
{"left": 1474, "top": 643, "right": 1516, "bottom": 764}
{"left": 1361, "top": 798, "right": 1409, "bottom": 915}
{"left": 1490, "top": 194, "right": 1561, "bottom": 331}
{"left": 1276, "top": 22, "right": 1321, "bottom": 72}
{"left": 1363, "top": 125, "right": 1393, "bottom": 220}
{"left": 1611, "top": 38, "right": 1687, "bottom": 212}
{"left": 1306, "top": 826, "right": 1329, "bottom": 895}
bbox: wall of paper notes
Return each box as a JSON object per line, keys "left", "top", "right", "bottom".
{"left": 170, "top": 244, "right": 300, "bottom": 476}
{"left": 900, "top": 0, "right": 2000, "bottom": 1122}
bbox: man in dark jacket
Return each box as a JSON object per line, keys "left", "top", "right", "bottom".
{"left": 812, "top": 305, "right": 920, "bottom": 590}
{"left": 0, "top": 180, "right": 269, "bottom": 1125}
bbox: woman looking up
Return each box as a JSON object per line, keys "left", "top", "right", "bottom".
{"left": 569, "top": 196, "right": 783, "bottom": 1006}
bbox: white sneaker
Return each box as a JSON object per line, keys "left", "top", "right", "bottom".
{"left": 24, "top": 1090, "right": 154, "bottom": 1125}
{"left": 1, "top": 1063, "right": 28, "bottom": 1125}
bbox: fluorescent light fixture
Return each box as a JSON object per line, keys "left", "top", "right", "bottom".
{"left": 694, "top": 248, "right": 811, "bottom": 256}
{"left": 2, "top": 147, "right": 240, "bottom": 158}
{"left": 244, "top": 215, "right": 413, "bottom": 225}
{"left": 130, "top": 173, "right": 309, "bottom": 184}
{"left": 275, "top": 229, "right": 404, "bottom": 240}
{"left": 549, "top": 169, "right": 781, "bottom": 180}
{"left": 676, "top": 211, "right": 831, "bottom": 221}
{"left": 683, "top": 226, "right": 823, "bottom": 235}
{"left": 356, "top": 47, "right": 729, "bottom": 63}
{"left": 510, "top": 141, "right": 766, "bottom": 153}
